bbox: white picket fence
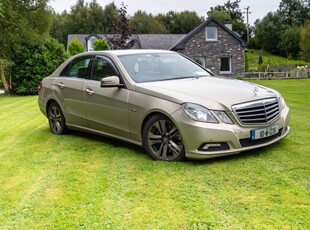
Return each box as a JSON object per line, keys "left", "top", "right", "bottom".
{"left": 243, "top": 70, "right": 309, "bottom": 79}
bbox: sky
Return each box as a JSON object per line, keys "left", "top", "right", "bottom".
{"left": 49, "top": 0, "right": 281, "bottom": 25}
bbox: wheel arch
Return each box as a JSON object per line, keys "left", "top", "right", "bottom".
{"left": 140, "top": 109, "right": 185, "bottom": 142}
{"left": 141, "top": 111, "right": 171, "bottom": 137}
{"left": 141, "top": 111, "right": 186, "bottom": 161}
{"left": 46, "top": 99, "right": 58, "bottom": 115}
{"left": 46, "top": 98, "right": 64, "bottom": 117}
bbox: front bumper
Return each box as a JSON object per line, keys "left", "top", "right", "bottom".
{"left": 172, "top": 106, "right": 290, "bottom": 160}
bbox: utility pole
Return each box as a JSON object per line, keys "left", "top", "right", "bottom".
{"left": 243, "top": 6, "right": 251, "bottom": 44}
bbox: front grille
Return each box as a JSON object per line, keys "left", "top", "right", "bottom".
{"left": 232, "top": 98, "right": 280, "bottom": 125}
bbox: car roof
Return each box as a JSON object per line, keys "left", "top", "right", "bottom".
{"left": 79, "top": 49, "right": 175, "bottom": 57}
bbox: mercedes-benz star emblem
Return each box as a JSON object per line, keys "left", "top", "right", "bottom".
{"left": 253, "top": 87, "right": 258, "bottom": 95}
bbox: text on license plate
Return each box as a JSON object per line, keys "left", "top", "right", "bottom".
{"left": 251, "top": 125, "right": 279, "bottom": 140}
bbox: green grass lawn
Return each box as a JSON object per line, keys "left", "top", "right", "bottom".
{"left": 0, "top": 79, "right": 309, "bottom": 229}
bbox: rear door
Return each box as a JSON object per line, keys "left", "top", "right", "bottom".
{"left": 84, "top": 56, "right": 130, "bottom": 139}
{"left": 54, "top": 56, "right": 92, "bottom": 127}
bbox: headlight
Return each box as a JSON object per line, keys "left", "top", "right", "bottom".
{"left": 213, "top": 111, "right": 234, "bottom": 124}
{"left": 182, "top": 103, "right": 218, "bottom": 123}
{"left": 278, "top": 96, "right": 286, "bottom": 109}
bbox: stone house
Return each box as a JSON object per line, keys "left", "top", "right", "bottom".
{"left": 67, "top": 17, "right": 247, "bottom": 76}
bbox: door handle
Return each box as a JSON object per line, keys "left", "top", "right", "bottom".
{"left": 86, "top": 88, "right": 94, "bottom": 95}
{"left": 58, "top": 82, "right": 64, "bottom": 89}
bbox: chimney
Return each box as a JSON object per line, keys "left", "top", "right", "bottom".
{"left": 225, "top": 20, "right": 232, "bottom": 30}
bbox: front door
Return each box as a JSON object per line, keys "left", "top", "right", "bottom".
{"left": 84, "top": 57, "right": 130, "bottom": 139}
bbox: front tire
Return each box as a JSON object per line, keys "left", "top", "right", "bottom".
{"left": 47, "top": 102, "right": 67, "bottom": 135}
{"left": 142, "top": 114, "right": 185, "bottom": 161}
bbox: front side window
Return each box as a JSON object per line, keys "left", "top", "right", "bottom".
{"left": 220, "top": 57, "right": 231, "bottom": 73}
{"left": 60, "top": 57, "right": 91, "bottom": 78}
{"left": 205, "top": 26, "right": 218, "bottom": 41}
{"left": 91, "top": 58, "right": 118, "bottom": 81}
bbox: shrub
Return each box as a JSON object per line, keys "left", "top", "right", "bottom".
{"left": 68, "top": 38, "right": 84, "bottom": 56}
{"left": 14, "top": 38, "right": 69, "bottom": 95}
{"left": 94, "top": 39, "right": 109, "bottom": 51}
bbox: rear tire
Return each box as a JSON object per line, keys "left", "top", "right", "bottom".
{"left": 142, "top": 114, "right": 186, "bottom": 161}
{"left": 47, "top": 102, "right": 67, "bottom": 135}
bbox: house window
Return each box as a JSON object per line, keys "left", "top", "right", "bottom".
{"left": 193, "top": 57, "right": 205, "bottom": 67}
{"left": 87, "top": 37, "right": 97, "bottom": 51}
{"left": 205, "top": 27, "right": 218, "bottom": 41}
{"left": 220, "top": 57, "right": 231, "bottom": 73}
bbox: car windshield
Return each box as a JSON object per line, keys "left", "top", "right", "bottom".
{"left": 118, "top": 53, "right": 211, "bottom": 83}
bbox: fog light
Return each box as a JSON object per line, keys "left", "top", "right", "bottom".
{"left": 202, "top": 143, "right": 221, "bottom": 150}
{"left": 198, "top": 142, "right": 230, "bottom": 152}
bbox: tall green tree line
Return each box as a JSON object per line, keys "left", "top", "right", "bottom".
{"left": 50, "top": 0, "right": 203, "bottom": 47}
{"left": 254, "top": 0, "right": 310, "bottom": 60}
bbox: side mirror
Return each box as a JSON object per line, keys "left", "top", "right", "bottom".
{"left": 101, "top": 76, "right": 124, "bottom": 88}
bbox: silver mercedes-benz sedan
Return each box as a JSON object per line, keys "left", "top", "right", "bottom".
{"left": 38, "top": 50, "right": 290, "bottom": 161}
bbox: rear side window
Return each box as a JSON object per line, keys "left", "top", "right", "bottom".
{"left": 60, "top": 57, "right": 91, "bottom": 78}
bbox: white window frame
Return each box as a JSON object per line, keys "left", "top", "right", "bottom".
{"left": 220, "top": 57, "right": 232, "bottom": 74}
{"left": 205, "top": 26, "right": 218, "bottom": 41}
{"left": 87, "top": 37, "right": 97, "bottom": 51}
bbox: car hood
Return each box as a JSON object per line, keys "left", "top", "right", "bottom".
{"left": 134, "top": 77, "right": 279, "bottom": 110}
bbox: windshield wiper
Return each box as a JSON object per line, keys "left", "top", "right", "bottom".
{"left": 169, "top": 76, "right": 200, "bottom": 80}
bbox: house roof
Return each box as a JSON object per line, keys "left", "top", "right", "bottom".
{"left": 138, "top": 34, "right": 185, "bottom": 49}
{"left": 170, "top": 17, "right": 247, "bottom": 50}
{"left": 67, "top": 34, "right": 185, "bottom": 50}
{"left": 85, "top": 32, "right": 102, "bottom": 40}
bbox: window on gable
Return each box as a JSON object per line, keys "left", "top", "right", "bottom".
{"left": 220, "top": 57, "right": 231, "bottom": 73}
{"left": 88, "top": 37, "right": 97, "bottom": 51}
{"left": 205, "top": 26, "right": 218, "bottom": 41}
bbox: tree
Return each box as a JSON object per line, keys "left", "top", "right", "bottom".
{"left": 278, "top": 26, "right": 301, "bottom": 59}
{"left": 155, "top": 11, "right": 202, "bottom": 34}
{"left": 94, "top": 39, "right": 109, "bottom": 50}
{"left": 300, "top": 21, "right": 310, "bottom": 61}
{"left": 207, "top": 10, "right": 231, "bottom": 23}
{"left": 258, "top": 52, "right": 263, "bottom": 65}
{"left": 0, "top": 59, "right": 13, "bottom": 92}
{"left": 68, "top": 38, "right": 85, "bottom": 56}
{"left": 0, "top": 0, "right": 52, "bottom": 93}
{"left": 278, "top": 0, "right": 310, "bottom": 26}
{"left": 130, "top": 11, "right": 168, "bottom": 34}
{"left": 155, "top": 11, "right": 177, "bottom": 33}
{"left": 50, "top": 1, "right": 118, "bottom": 46}
{"left": 102, "top": 2, "right": 119, "bottom": 33}
{"left": 50, "top": 11, "right": 70, "bottom": 46}
{"left": 174, "top": 11, "right": 203, "bottom": 34}
{"left": 66, "top": 0, "right": 89, "bottom": 34}
{"left": 107, "top": 2, "right": 135, "bottom": 49}
{"left": 254, "top": 12, "right": 284, "bottom": 55}
{"left": 14, "top": 38, "right": 68, "bottom": 94}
